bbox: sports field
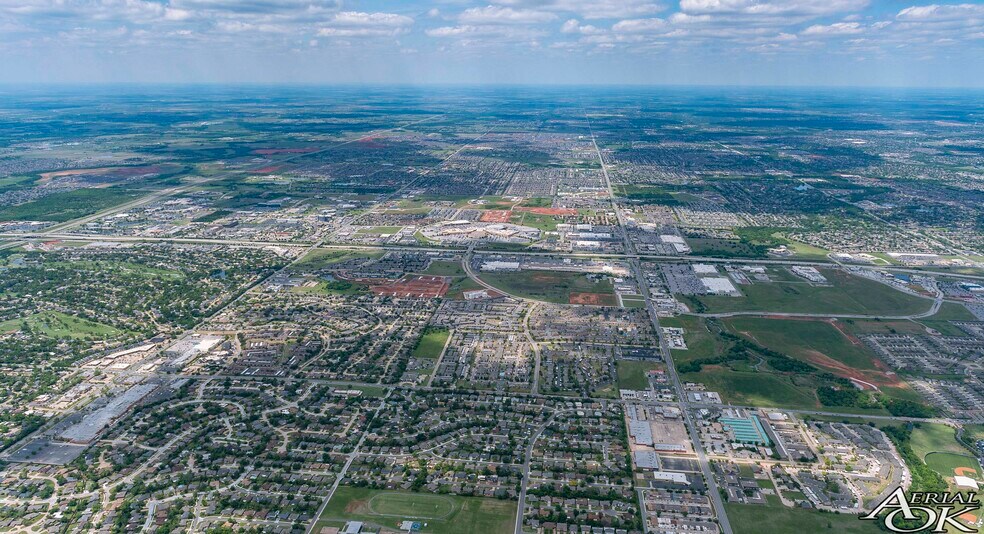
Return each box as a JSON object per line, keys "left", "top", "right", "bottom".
{"left": 315, "top": 487, "right": 516, "bottom": 534}
{"left": 684, "top": 269, "right": 930, "bottom": 316}
{"left": 906, "top": 423, "right": 984, "bottom": 490}
{"left": 479, "top": 269, "right": 615, "bottom": 305}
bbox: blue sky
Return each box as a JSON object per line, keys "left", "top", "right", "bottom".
{"left": 2, "top": 0, "right": 983, "bottom": 86}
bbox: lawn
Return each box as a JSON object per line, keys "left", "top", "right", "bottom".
{"left": 413, "top": 328, "right": 450, "bottom": 359}
{"left": 479, "top": 270, "right": 615, "bottom": 305}
{"left": 315, "top": 487, "right": 516, "bottom": 534}
{"left": 684, "top": 269, "right": 930, "bottom": 316}
{"left": 616, "top": 360, "right": 661, "bottom": 390}
{"left": 726, "top": 501, "right": 878, "bottom": 534}
{"left": 0, "top": 311, "right": 123, "bottom": 340}
{"left": 724, "top": 317, "right": 879, "bottom": 371}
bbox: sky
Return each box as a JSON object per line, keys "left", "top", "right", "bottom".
{"left": 1, "top": 0, "right": 983, "bottom": 87}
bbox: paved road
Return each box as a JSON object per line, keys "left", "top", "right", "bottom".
{"left": 514, "top": 409, "right": 566, "bottom": 534}
{"left": 305, "top": 390, "right": 391, "bottom": 534}
{"left": 586, "top": 114, "right": 735, "bottom": 534}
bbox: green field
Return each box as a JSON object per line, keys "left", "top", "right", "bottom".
{"left": 924, "top": 452, "right": 982, "bottom": 480}
{"left": 421, "top": 260, "right": 467, "bottom": 277}
{"left": 660, "top": 315, "right": 727, "bottom": 363}
{"left": 684, "top": 269, "right": 930, "bottom": 316}
{"left": 447, "top": 276, "right": 484, "bottom": 299}
{"left": 413, "top": 328, "right": 450, "bottom": 359}
{"left": 296, "top": 248, "right": 383, "bottom": 268}
{"left": 906, "top": 423, "right": 983, "bottom": 488}
{"left": 0, "top": 311, "right": 123, "bottom": 340}
{"left": 479, "top": 269, "right": 616, "bottom": 305}
{"left": 357, "top": 226, "right": 403, "bottom": 235}
{"left": 725, "top": 317, "right": 878, "bottom": 371}
{"left": 726, "top": 499, "right": 877, "bottom": 534}
{"left": 293, "top": 279, "right": 367, "bottom": 296}
{"left": 0, "top": 187, "right": 141, "bottom": 222}
{"left": 315, "top": 487, "right": 515, "bottom": 534}
{"left": 616, "top": 360, "right": 660, "bottom": 390}
{"left": 510, "top": 211, "right": 560, "bottom": 231}
{"left": 683, "top": 366, "right": 823, "bottom": 410}
{"left": 910, "top": 423, "right": 968, "bottom": 460}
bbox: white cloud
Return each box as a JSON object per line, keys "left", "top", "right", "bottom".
{"left": 612, "top": 18, "right": 667, "bottom": 33}
{"left": 316, "top": 11, "right": 412, "bottom": 38}
{"left": 679, "top": 0, "right": 868, "bottom": 17}
{"left": 458, "top": 6, "right": 556, "bottom": 25}
{"left": 897, "top": 4, "right": 984, "bottom": 22}
{"left": 493, "top": 0, "right": 664, "bottom": 20}
{"left": 560, "top": 18, "right": 602, "bottom": 34}
{"left": 802, "top": 22, "right": 863, "bottom": 35}
{"left": 330, "top": 11, "right": 413, "bottom": 28}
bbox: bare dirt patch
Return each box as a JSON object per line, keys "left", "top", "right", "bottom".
{"left": 569, "top": 292, "right": 617, "bottom": 306}
{"left": 479, "top": 210, "right": 512, "bottom": 223}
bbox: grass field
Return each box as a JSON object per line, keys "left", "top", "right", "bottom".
{"left": 683, "top": 269, "right": 930, "bottom": 316}
{"left": 616, "top": 360, "right": 660, "bottom": 390}
{"left": 315, "top": 487, "right": 515, "bottom": 534}
{"left": 0, "top": 187, "right": 141, "bottom": 222}
{"left": 907, "top": 423, "right": 983, "bottom": 488}
{"left": 421, "top": 260, "right": 467, "bottom": 277}
{"left": 910, "top": 423, "right": 966, "bottom": 459}
{"left": 357, "top": 226, "right": 403, "bottom": 235}
{"left": 925, "top": 452, "right": 982, "bottom": 480}
{"left": 725, "top": 317, "right": 878, "bottom": 371}
{"left": 447, "top": 276, "right": 483, "bottom": 299}
{"left": 660, "top": 315, "right": 728, "bottom": 363}
{"left": 726, "top": 500, "right": 878, "bottom": 534}
{"left": 479, "top": 270, "right": 615, "bottom": 305}
{"left": 0, "top": 311, "right": 123, "bottom": 339}
{"left": 682, "top": 367, "right": 824, "bottom": 410}
{"left": 413, "top": 328, "right": 450, "bottom": 359}
{"left": 293, "top": 279, "right": 367, "bottom": 296}
{"left": 296, "top": 249, "right": 383, "bottom": 268}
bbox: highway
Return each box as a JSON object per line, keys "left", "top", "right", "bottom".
{"left": 586, "top": 112, "right": 735, "bottom": 534}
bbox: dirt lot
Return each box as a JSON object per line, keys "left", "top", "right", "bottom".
{"left": 569, "top": 292, "right": 618, "bottom": 306}
{"left": 371, "top": 275, "right": 450, "bottom": 298}
{"left": 479, "top": 210, "right": 512, "bottom": 223}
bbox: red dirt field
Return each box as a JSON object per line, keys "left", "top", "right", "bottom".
{"left": 569, "top": 292, "right": 617, "bottom": 306}
{"left": 249, "top": 166, "right": 282, "bottom": 174}
{"left": 370, "top": 275, "right": 450, "bottom": 299}
{"left": 516, "top": 207, "right": 578, "bottom": 216}
{"left": 251, "top": 148, "right": 318, "bottom": 155}
{"left": 800, "top": 349, "right": 904, "bottom": 390}
{"left": 479, "top": 210, "right": 513, "bottom": 223}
